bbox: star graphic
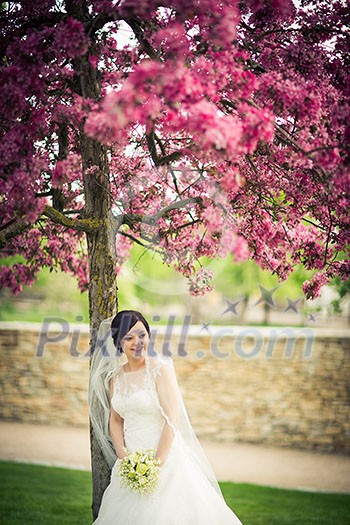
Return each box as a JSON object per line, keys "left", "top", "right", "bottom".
{"left": 221, "top": 297, "right": 241, "bottom": 316}
{"left": 255, "top": 285, "right": 279, "bottom": 309}
{"left": 200, "top": 321, "right": 211, "bottom": 332}
{"left": 308, "top": 313, "right": 317, "bottom": 322}
{"left": 284, "top": 297, "right": 302, "bottom": 314}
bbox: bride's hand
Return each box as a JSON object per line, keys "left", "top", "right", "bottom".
{"left": 117, "top": 447, "right": 129, "bottom": 461}
{"left": 155, "top": 456, "right": 164, "bottom": 466}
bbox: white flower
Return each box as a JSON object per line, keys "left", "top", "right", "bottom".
{"left": 118, "top": 448, "right": 161, "bottom": 495}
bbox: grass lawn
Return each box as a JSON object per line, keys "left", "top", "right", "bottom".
{"left": 0, "top": 461, "right": 349, "bottom": 525}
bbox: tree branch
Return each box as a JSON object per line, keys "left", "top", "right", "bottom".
{"left": 151, "top": 197, "right": 202, "bottom": 222}
{"left": 152, "top": 133, "right": 184, "bottom": 199}
{"left": 146, "top": 131, "right": 159, "bottom": 165}
{"left": 146, "top": 131, "right": 183, "bottom": 167}
{"left": 245, "top": 154, "right": 259, "bottom": 174}
{"left": 0, "top": 205, "right": 103, "bottom": 249}
{"left": 0, "top": 220, "right": 32, "bottom": 250}
{"left": 42, "top": 205, "right": 102, "bottom": 232}
{"left": 157, "top": 151, "right": 183, "bottom": 166}
{"left": 119, "top": 197, "right": 202, "bottom": 232}
{"left": 86, "top": 11, "right": 119, "bottom": 36}
{"left": 118, "top": 230, "right": 148, "bottom": 248}
{"left": 124, "top": 17, "right": 160, "bottom": 61}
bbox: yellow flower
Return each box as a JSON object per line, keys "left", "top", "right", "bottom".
{"left": 136, "top": 462, "right": 147, "bottom": 475}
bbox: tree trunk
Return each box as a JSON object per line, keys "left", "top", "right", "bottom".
{"left": 81, "top": 93, "right": 118, "bottom": 521}
{"left": 65, "top": 2, "right": 118, "bottom": 516}
{"left": 83, "top": 137, "right": 117, "bottom": 518}
{"left": 62, "top": 1, "right": 122, "bottom": 515}
{"left": 87, "top": 220, "right": 117, "bottom": 520}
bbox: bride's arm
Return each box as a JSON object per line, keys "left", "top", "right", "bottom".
{"left": 109, "top": 381, "right": 128, "bottom": 459}
{"left": 155, "top": 364, "right": 180, "bottom": 465}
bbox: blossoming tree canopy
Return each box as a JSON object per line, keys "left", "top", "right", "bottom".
{"left": 0, "top": 0, "right": 349, "bottom": 299}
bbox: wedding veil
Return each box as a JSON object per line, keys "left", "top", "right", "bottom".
{"left": 88, "top": 316, "right": 224, "bottom": 499}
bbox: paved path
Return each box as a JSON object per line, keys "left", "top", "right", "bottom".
{"left": 0, "top": 421, "right": 349, "bottom": 493}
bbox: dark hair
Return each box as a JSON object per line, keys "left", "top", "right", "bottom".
{"left": 111, "top": 310, "right": 150, "bottom": 353}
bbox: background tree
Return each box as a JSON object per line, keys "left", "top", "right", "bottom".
{"left": 0, "top": 0, "right": 349, "bottom": 518}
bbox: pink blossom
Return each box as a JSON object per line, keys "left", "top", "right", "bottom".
{"left": 302, "top": 272, "right": 330, "bottom": 299}
{"left": 230, "top": 235, "right": 250, "bottom": 262}
{"left": 52, "top": 154, "right": 82, "bottom": 188}
{"left": 89, "top": 55, "right": 99, "bottom": 69}
{"left": 0, "top": 264, "right": 36, "bottom": 295}
{"left": 0, "top": 0, "right": 348, "bottom": 303}
{"left": 205, "top": 4, "right": 240, "bottom": 46}
{"left": 203, "top": 204, "right": 224, "bottom": 233}
{"left": 115, "top": 234, "right": 133, "bottom": 274}
{"left": 219, "top": 168, "right": 240, "bottom": 194}
{"left": 54, "top": 18, "right": 89, "bottom": 58}
{"left": 152, "top": 23, "right": 190, "bottom": 58}
{"left": 188, "top": 268, "right": 214, "bottom": 296}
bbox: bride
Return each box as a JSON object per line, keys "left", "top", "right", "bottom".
{"left": 89, "top": 310, "right": 244, "bottom": 524}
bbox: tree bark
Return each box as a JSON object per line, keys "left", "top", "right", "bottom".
{"left": 65, "top": 2, "right": 118, "bottom": 518}
{"left": 81, "top": 94, "right": 117, "bottom": 523}
{"left": 87, "top": 222, "right": 117, "bottom": 521}
{"left": 83, "top": 142, "right": 117, "bottom": 520}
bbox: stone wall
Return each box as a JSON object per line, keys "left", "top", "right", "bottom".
{"left": 0, "top": 322, "right": 349, "bottom": 453}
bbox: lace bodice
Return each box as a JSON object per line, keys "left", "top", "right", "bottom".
{"left": 111, "top": 368, "right": 166, "bottom": 451}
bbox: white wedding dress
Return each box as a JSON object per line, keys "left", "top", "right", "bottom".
{"left": 93, "top": 363, "right": 243, "bottom": 525}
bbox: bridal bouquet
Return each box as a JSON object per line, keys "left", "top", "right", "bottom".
{"left": 118, "top": 448, "right": 162, "bottom": 495}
